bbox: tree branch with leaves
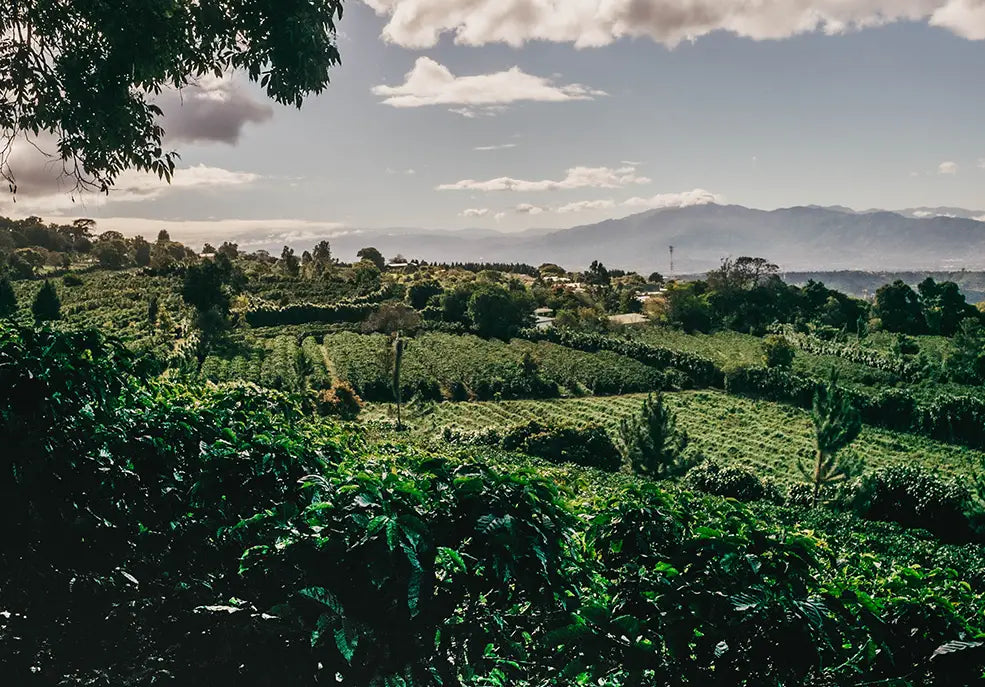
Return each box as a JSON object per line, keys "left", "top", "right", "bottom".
{"left": 0, "top": 0, "right": 344, "bottom": 195}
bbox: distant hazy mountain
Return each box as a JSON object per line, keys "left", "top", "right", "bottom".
{"left": 894, "top": 207, "right": 985, "bottom": 221}
{"left": 248, "top": 204, "right": 985, "bottom": 273}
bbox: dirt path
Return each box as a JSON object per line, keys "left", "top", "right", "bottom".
{"left": 321, "top": 344, "right": 340, "bottom": 383}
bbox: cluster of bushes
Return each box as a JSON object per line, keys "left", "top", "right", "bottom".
{"left": 521, "top": 327, "right": 724, "bottom": 388}
{"left": 684, "top": 460, "right": 782, "bottom": 503}
{"left": 442, "top": 420, "right": 623, "bottom": 472}
{"left": 850, "top": 465, "right": 978, "bottom": 542}
{"left": 4, "top": 322, "right": 985, "bottom": 685}
{"left": 500, "top": 420, "right": 623, "bottom": 471}
{"left": 774, "top": 326, "right": 920, "bottom": 379}
{"left": 314, "top": 381, "right": 364, "bottom": 420}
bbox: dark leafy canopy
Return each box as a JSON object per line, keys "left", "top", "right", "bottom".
{"left": 3, "top": 322, "right": 985, "bottom": 685}
{"left": 357, "top": 246, "right": 386, "bottom": 271}
{"left": 0, "top": 0, "right": 344, "bottom": 193}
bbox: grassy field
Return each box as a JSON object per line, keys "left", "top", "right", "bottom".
{"left": 364, "top": 390, "right": 985, "bottom": 483}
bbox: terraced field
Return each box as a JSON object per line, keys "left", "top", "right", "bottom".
{"left": 13, "top": 271, "right": 188, "bottom": 354}
{"left": 322, "top": 331, "right": 669, "bottom": 400}
{"left": 364, "top": 390, "right": 985, "bottom": 483}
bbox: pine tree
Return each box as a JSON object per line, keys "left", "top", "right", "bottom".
{"left": 0, "top": 275, "right": 17, "bottom": 319}
{"left": 31, "top": 280, "right": 61, "bottom": 324}
{"left": 147, "top": 295, "right": 160, "bottom": 326}
{"left": 618, "top": 392, "right": 690, "bottom": 477}
{"left": 800, "top": 371, "right": 863, "bottom": 506}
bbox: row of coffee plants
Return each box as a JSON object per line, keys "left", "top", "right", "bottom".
{"left": 773, "top": 324, "right": 921, "bottom": 378}
{"left": 520, "top": 327, "right": 724, "bottom": 387}
{"left": 199, "top": 335, "right": 332, "bottom": 392}
{"left": 244, "top": 285, "right": 393, "bottom": 327}
{"left": 324, "top": 332, "right": 672, "bottom": 402}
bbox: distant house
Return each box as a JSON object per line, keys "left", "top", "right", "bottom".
{"left": 608, "top": 313, "right": 648, "bottom": 326}
{"left": 635, "top": 286, "right": 667, "bottom": 305}
{"left": 533, "top": 307, "right": 556, "bottom": 330}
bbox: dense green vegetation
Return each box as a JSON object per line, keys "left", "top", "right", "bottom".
{"left": 5, "top": 322, "right": 985, "bottom": 686}
{"left": 7, "top": 220, "right": 985, "bottom": 683}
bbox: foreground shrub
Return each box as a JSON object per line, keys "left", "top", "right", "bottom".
{"left": 684, "top": 460, "right": 779, "bottom": 502}
{"left": 852, "top": 465, "right": 975, "bottom": 541}
{"left": 315, "top": 380, "right": 364, "bottom": 419}
{"left": 500, "top": 420, "right": 623, "bottom": 471}
{"left": 762, "top": 334, "right": 795, "bottom": 369}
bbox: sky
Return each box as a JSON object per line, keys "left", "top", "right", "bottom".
{"left": 2, "top": 0, "right": 985, "bottom": 249}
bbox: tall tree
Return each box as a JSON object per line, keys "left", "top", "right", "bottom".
{"left": 133, "top": 235, "right": 152, "bottom": 267}
{"left": 31, "top": 280, "right": 60, "bottom": 324}
{"left": 312, "top": 240, "right": 333, "bottom": 272}
{"left": 617, "top": 393, "right": 691, "bottom": 478}
{"left": 280, "top": 246, "right": 300, "bottom": 277}
{"left": 1, "top": 2, "right": 343, "bottom": 194}
{"left": 0, "top": 274, "right": 17, "bottom": 318}
{"left": 918, "top": 278, "right": 977, "bottom": 336}
{"left": 357, "top": 247, "right": 386, "bottom": 271}
{"left": 873, "top": 280, "right": 925, "bottom": 334}
{"left": 800, "top": 372, "right": 862, "bottom": 506}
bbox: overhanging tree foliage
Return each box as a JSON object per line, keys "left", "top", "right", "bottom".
{"left": 1, "top": 0, "right": 344, "bottom": 193}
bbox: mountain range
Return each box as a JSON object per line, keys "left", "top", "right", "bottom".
{"left": 248, "top": 204, "right": 985, "bottom": 274}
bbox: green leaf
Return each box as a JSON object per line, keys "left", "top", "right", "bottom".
{"left": 299, "top": 586, "right": 344, "bottom": 616}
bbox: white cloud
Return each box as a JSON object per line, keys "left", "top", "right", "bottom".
{"left": 515, "top": 203, "right": 546, "bottom": 215}
{"left": 494, "top": 212, "right": 507, "bottom": 221}
{"left": 978, "top": 158, "right": 985, "bottom": 169}
{"left": 1, "top": 138, "right": 261, "bottom": 214}
{"left": 437, "top": 165, "right": 650, "bottom": 192}
{"left": 460, "top": 207, "right": 490, "bottom": 217}
{"left": 386, "top": 167, "right": 418, "bottom": 175}
{"left": 4, "top": 216, "right": 347, "bottom": 246}
{"left": 362, "top": 1, "right": 985, "bottom": 48}
{"left": 623, "top": 189, "right": 723, "bottom": 209}
{"left": 475, "top": 143, "right": 518, "bottom": 151}
{"left": 930, "top": 0, "right": 985, "bottom": 39}
{"left": 372, "top": 57, "right": 604, "bottom": 116}
{"left": 938, "top": 161, "right": 959, "bottom": 175}
{"left": 556, "top": 199, "right": 617, "bottom": 213}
